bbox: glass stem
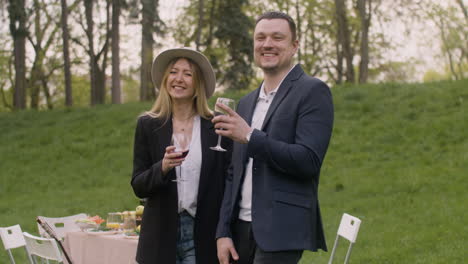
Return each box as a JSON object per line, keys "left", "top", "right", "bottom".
{"left": 217, "top": 135, "right": 222, "bottom": 146}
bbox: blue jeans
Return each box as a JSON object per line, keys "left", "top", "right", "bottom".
{"left": 176, "top": 211, "right": 196, "bottom": 264}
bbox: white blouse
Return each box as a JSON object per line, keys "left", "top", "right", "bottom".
{"left": 176, "top": 115, "right": 202, "bottom": 217}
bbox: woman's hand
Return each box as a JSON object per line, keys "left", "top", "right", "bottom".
{"left": 161, "top": 146, "right": 184, "bottom": 175}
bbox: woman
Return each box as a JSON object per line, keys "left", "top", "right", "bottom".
{"left": 131, "top": 48, "right": 232, "bottom": 264}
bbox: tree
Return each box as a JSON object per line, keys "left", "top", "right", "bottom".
{"left": 140, "top": 0, "right": 164, "bottom": 101}
{"left": 335, "top": 0, "right": 355, "bottom": 83}
{"left": 0, "top": 47, "right": 13, "bottom": 111}
{"left": 175, "top": 0, "right": 253, "bottom": 91}
{"left": 28, "top": 0, "right": 64, "bottom": 109}
{"left": 111, "top": 0, "right": 121, "bottom": 104}
{"left": 426, "top": 2, "right": 467, "bottom": 80}
{"left": 8, "top": 0, "right": 27, "bottom": 110}
{"left": 61, "top": 0, "right": 73, "bottom": 107}
{"left": 357, "top": 0, "right": 370, "bottom": 83}
{"left": 215, "top": 0, "right": 253, "bottom": 90}
{"left": 81, "top": 0, "right": 111, "bottom": 105}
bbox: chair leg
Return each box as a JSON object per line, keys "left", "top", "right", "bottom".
{"left": 344, "top": 243, "right": 354, "bottom": 264}
{"left": 7, "top": 249, "right": 16, "bottom": 264}
{"left": 24, "top": 247, "right": 35, "bottom": 264}
{"left": 327, "top": 235, "right": 340, "bottom": 264}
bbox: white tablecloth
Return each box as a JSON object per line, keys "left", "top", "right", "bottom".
{"left": 64, "top": 231, "right": 138, "bottom": 264}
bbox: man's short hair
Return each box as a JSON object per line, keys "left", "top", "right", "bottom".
{"left": 255, "top": 11, "right": 297, "bottom": 41}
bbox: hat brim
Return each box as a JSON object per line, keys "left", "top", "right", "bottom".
{"left": 151, "top": 48, "right": 216, "bottom": 98}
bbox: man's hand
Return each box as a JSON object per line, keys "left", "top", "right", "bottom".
{"left": 217, "top": 237, "right": 239, "bottom": 264}
{"left": 212, "top": 103, "right": 252, "bottom": 144}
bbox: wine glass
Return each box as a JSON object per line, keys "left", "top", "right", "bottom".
{"left": 210, "top": 97, "right": 236, "bottom": 152}
{"left": 171, "top": 132, "right": 190, "bottom": 182}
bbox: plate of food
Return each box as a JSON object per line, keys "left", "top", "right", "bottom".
{"left": 75, "top": 216, "right": 104, "bottom": 231}
{"left": 123, "top": 227, "right": 140, "bottom": 239}
{"left": 123, "top": 233, "right": 139, "bottom": 240}
{"left": 86, "top": 227, "right": 120, "bottom": 235}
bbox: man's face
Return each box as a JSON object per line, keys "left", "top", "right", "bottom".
{"left": 253, "top": 18, "right": 298, "bottom": 74}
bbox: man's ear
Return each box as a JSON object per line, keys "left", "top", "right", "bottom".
{"left": 292, "top": 39, "right": 300, "bottom": 54}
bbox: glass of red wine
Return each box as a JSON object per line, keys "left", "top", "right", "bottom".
{"left": 210, "top": 97, "right": 236, "bottom": 152}
{"left": 171, "top": 132, "right": 190, "bottom": 182}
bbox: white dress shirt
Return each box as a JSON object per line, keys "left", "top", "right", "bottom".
{"left": 238, "top": 65, "right": 295, "bottom": 222}
{"left": 176, "top": 115, "right": 202, "bottom": 217}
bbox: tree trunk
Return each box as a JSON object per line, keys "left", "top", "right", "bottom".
{"left": 140, "top": 0, "right": 155, "bottom": 101}
{"left": 97, "top": 0, "right": 111, "bottom": 104}
{"left": 8, "top": 0, "right": 27, "bottom": 110}
{"left": 335, "top": 40, "right": 344, "bottom": 84}
{"left": 195, "top": 0, "right": 204, "bottom": 51}
{"left": 357, "top": 0, "right": 371, "bottom": 84}
{"left": 295, "top": 0, "right": 301, "bottom": 63}
{"left": 206, "top": 0, "right": 216, "bottom": 47}
{"left": 61, "top": 0, "right": 73, "bottom": 107}
{"left": 335, "top": 0, "right": 355, "bottom": 83}
{"left": 439, "top": 17, "right": 459, "bottom": 80}
{"left": 456, "top": 0, "right": 467, "bottom": 23}
{"left": 112, "top": 0, "right": 121, "bottom": 104}
{"left": 84, "top": 0, "right": 98, "bottom": 105}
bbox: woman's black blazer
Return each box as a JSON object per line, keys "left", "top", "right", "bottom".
{"left": 131, "top": 115, "right": 232, "bottom": 264}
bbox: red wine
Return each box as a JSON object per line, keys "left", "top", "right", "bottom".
{"left": 179, "top": 150, "right": 189, "bottom": 158}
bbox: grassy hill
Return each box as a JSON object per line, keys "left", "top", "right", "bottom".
{"left": 1, "top": 80, "right": 467, "bottom": 263}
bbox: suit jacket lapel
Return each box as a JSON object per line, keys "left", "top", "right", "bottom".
{"left": 240, "top": 89, "right": 260, "bottom": 164}
{"left": 152, "top": 117, "right": 173, "bottom": 158}
{"left": 261, "top": 65, "right": 303, "bottom": 130}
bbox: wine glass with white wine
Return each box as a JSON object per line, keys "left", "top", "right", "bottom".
{"left": 210, "top": 97, "right": 236, "bottom": 152}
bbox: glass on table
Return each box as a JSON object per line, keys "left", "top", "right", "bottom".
{"left": 211, "top": 97, "right": 236, "bottom": 152}
{"left": 106, "top": 212, "right": 123, "bottom": 230}
{"left": 122, "top": 211, "right": 136, "bottom": 232}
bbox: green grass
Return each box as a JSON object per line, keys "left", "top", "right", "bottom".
{"left": 1, "top": 80, "right": 467, "bottom": 263}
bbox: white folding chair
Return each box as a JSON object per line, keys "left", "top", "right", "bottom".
{"left": 37, "top": 213, "right": 87, "bottom": 240}
{"left": 328, "top": 213, "right": 362, "bottom": 264}
{"left": 0, "top": 225, "right": 34, "bottom": 264}
{"left": 23, "top": 232, "right": 63, "bottom": 263}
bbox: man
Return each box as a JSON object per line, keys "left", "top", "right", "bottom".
{"left": 212, "top": 11, "right": 334, "bottom": 264}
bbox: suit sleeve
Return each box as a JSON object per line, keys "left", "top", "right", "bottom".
{"left": 131, "top": 116, "right": 172, "bottom": 198}
{"left": 247, "top": 80, "right": 334, "bottom": 180}
{"left": 216, "top": 162, "right": 234, "bottom": 239}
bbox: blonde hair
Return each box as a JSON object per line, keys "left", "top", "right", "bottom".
{"left": 145, "top": 57, "right": 213, "bottom": 121}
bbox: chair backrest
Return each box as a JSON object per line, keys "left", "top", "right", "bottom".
{"left": 23, "top": 232, "right": 63, "bottom": 262}
{"left": 0, "top": 225, "right": 26, "bottom": 250}
{"left": 328, "top": 213, "right": 362, "bottom": 264}
{"left": 37, "top": 213, "right": 87, "bottom": 240}
{"left": 0, "top": 225, "right": 34, "bottom": 264}
{"left": 337, "top": 213, "right": 361, "bottom": 243}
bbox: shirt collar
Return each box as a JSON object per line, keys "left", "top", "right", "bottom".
{"left": 258, "top": 64, "right": 297, "bottom": 100}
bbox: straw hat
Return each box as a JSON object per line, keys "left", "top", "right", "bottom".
{"left": 151, "top": 47, "right": 216, "bottom": 98}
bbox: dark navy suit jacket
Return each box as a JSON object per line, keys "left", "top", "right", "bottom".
{"left": 216, "top": 64, "right": 334, "bottom": 252}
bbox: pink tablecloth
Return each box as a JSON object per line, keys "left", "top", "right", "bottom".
{"left": 64, "top": 231, "right": 138, "bottom": 264}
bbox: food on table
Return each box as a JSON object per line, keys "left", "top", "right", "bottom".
{"left": 75, "top": 215, "right": 105, "bottom": 231}
{"left": 136, "top": 205, "right": 144, "bottom": 216}
{"left": 106, "top": 222, "right": 121, "bottom": 229}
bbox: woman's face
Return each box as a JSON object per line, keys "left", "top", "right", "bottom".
{"left": 166, "top": 58, "right": 195, "bottom": 103}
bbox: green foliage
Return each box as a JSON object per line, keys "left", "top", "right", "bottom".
{"left": 1, "top": 80, "right": 467, "bottom": 263}
{"left": 422, "top": 69, "right": 450, "bottom": 82}
{"left": 0, "top": 48, "right": 12, "bottom": 111}
{"left": 425, "top": 2, "right": 468, "bottom": 80}
{"left": 173, "top": 0, "right": 254, "bottom": 91}
{"left": 214, "top": 0, "right": 253, "bottom": 91}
